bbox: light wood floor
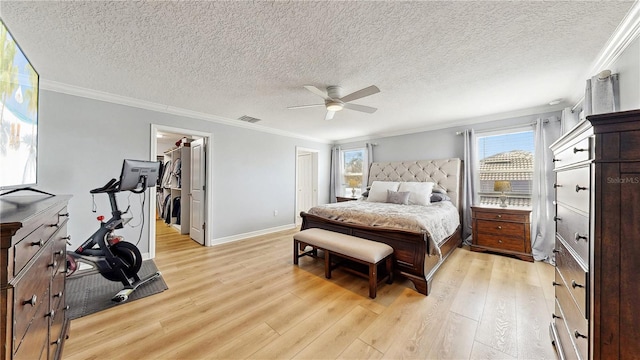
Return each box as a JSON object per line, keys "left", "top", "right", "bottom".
{"left": 63, "top": 221, "right": 557, "bottom": 360}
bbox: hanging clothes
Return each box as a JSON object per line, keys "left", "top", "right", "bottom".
{"left": 172, "top": 196, "right": 181, "bottom": 225}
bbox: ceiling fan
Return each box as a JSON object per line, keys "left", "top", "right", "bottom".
{"left": 287, "top": 85, "right": 380, "bottom": 120}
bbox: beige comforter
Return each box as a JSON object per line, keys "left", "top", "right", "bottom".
{"left": 306, "top": 200, "right": 460, "bottom": 247}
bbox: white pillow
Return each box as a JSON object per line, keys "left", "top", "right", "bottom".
{"left": 366, "top": 181, "right": 400, "bottom": 202}
{"left": 398, "top": 182, "right": 434, "bottom": 206}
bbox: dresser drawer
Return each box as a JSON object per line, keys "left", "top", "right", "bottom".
{"left": 556, "top": 166, "right": 590, "bottom": 212}
{"left": 473, "top": 210, "right": 528, "bottom": 222}
{"left": 14, "top": 288, "right": 49, "bottom": 359}
{"left": 554, "top": 136, "right": 592, "bottom": 168}
{"left": 476, "top": 219, "right": 525, "bottom": 238}
{"left": 51, "top": 224, "right": 68, "bottom": 276}
{"left": 553, "top": 298, "right": 581, "bottom": 360}
{"left": 555, "top": 238, "right": 588, "bottom": 317}
{"left": 51, "top": 270, "right": 66, "bottom": 311}
{"left": 14, "top": 225, "right": 46, "bottom": 277}
{"left": 555, "top": 205, "right": 589, "bottom": 265}
{"left": 555, "top": 268, "right": 588, "bottom": 360}
{"left": 13, "top": 241, "right": 52, "bottom": 343}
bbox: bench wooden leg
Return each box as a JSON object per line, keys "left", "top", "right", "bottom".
{"left": 369, "top": 263, "right": 377, "bottom": 299}
{"left": 293, "top": 239, "right": 299, "bottom": 265}
{"left": 386, "top": 256, "right": 393, "bottom": 284}
{"left": 325, "top": 250, "right": 332, "bottom": 279}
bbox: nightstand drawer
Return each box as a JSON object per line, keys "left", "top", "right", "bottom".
{"left": 473, "top": 210, "right": 528, "bottom": 222}
{"left": 556, "top": 166, "right": 590, "bottom": 212}
{"left": 476, "top": 219, "right": 525, "bottom": 238}
{"left": 476, "top": 233, "right": 525, "bottom": 253}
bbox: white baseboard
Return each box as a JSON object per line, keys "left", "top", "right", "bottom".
{"left": 210, "top": 223, "right": 298, "bottom": 246}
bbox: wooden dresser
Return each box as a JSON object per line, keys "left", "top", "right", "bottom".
{"left": 1, "top": 195, "right": 72, "bottom": 360}
{"left": 549, "top": 109, "right": 640, "bottom": 359}
{"left": 470, "top": 206, "right": 533, "bottom": 262}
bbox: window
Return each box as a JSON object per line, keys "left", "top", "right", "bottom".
{"left": 477, "top": 130, "right": 535, "bottom": 207}
{"left": 341, "top": 148, "right": 364, "bottom": 197}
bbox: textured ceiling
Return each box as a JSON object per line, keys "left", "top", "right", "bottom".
{"left": 0, "top": 1, "right": 634, "bottom": 142}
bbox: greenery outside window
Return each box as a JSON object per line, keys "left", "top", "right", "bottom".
{"left": 341, "top": 148, "right": 364, "bottom": 197}
{"left": 477, "top": 130, "right": 535, "bottom": 207}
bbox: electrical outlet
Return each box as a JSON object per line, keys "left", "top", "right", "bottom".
{"left": 273, "top": 210, "right": 278, "bottom": 216}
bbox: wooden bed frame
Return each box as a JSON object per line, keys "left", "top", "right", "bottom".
{"left": 299, "top": 158, "right": 463, "bottom": 296}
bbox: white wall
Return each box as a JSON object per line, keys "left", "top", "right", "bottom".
{"left": 610, "top": 36, "right": 640, "bottom": 111}
{"left": 339, "top": 110, "right": 562, "bottom": 163}
{"left": 38, "top": 90, "right": 331, "bottom": 255}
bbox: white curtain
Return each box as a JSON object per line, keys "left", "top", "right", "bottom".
{"left": 560, "top": 107, "right": 580, "bottom": 135}
{"left": 462, "top": 129, "right": 478, "bottom": 244}
{"left": 584, "top": 72, "right": 619, "bottom": 117}
{"left": 362, "top": 143, "right": 374, "bottom": 191}
{"left": 531, "top": 117, "right": 561, "bottom": 262}
{"left": 329, "top": 146, "right": 342, "bottom": 203}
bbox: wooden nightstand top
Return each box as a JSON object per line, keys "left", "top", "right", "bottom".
{"left": 471, "top": 206, "right": 531, "bottom": 215}
{"left": 336, "top": 196, "right": 358, "bottom": 202}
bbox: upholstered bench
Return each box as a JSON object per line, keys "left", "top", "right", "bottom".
{"left": 293, "top": 228, "right": 394, "bottom": 298}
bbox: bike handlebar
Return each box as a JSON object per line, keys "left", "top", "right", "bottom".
{"left": 90, "top": 178, "right": 120, "bottom": 194}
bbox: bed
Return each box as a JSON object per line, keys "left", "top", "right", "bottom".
{"left": 299, "top": 158, "right": 463, "bottom": 295}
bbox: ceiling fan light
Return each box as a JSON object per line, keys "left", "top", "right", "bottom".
{"left": 326, "top": 101, "right": 344, "bottom": 112}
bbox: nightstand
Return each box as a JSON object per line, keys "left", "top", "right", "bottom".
{"left": 336, "top": 196, "right": 358, "bottom": 202}
{"left": 470, "top": 206, "right": 533, "bottom": 262}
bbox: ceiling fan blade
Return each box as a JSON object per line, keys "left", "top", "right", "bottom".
{"left": 339, "top": 85, "right": 380, "bottom": 103}
{"left": 343, "top": 103, "right": 377, "bottom": 114}
{"left": 287, "top": 104, "right": 325, "bottom": 110}
{"left": 303, "top": 85, "right": 330, "bottom": 100}
{"left": 325, "top": 110, "right": 336, "bottom": 120}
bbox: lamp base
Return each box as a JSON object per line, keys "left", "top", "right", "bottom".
{"left": 499, "top": 194, "right": 508, "bottom": 208}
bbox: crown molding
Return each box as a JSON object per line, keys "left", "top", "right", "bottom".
{"left": 571, "top": 1, "right": 640, "bottom": 106}
{"left": 39, "top": 79, "right": 332, "bottom": 144}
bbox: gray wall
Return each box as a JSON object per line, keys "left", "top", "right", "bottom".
{"left": 38, "top": 90, "right": 331, "bottom": 255}
{"left": 339, "top": 111, "right": 562, "bottom": 163}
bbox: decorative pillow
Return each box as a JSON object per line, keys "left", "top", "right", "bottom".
{"left": 432, "top": 187, "right": 446, "bottom": 194}
{"left": 387, "top": 190, "right": 410, "bottom": 205}
{"left": 366, "top": 181, "right": 400, "bottom": 202}
{"left": 397, "top": 182, "right": 434, "bottom": 206}
{"left": 430, "top": 192, "right": 451, "bottom": 203}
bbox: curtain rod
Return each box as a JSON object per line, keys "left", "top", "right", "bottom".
{"left": 455, "top": 118, "right": 555, "bottom": 135}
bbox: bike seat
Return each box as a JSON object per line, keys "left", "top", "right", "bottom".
{"left": 90, "top": 178, "right": 120, "bottom": 194}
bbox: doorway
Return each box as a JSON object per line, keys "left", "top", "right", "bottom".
{"left": 295, "top": 147, "right": 319, "bottom": 225}
{"left": 149, "top": 125, "right": 213, "bottom": 258}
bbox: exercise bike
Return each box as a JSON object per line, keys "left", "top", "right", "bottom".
{"left": 66, "top": 159, "right": 161, "bottom": 303}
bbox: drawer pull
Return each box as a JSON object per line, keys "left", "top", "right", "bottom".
{"left": 574, "top": 233, "right": 588, "bottom": 241}
{"left": 54, "top": 291, "right": 63, "bottom": 298}
{"left": 496, "top": 215, "right": 502, "bottom": 218}
{"left": 59, "top": 212, "right": 70, "bottom": 218}
{"left": 49, "top": 260, "right": 58, "bottom": 268}
{"left": 63, "top": 305, "right": 70, "bottom": 311}
{"left": 574, "top": 330, "right": 588, "bottom": 339}
{"left": 31, "top": 240, "right": 44, "bottom": 247}
{"left": 552, "top": 281, "right": 561, "bottom": 287}
{"left": 571, "top": 280, "right": 584, "bottom": 289}
{"left": 552, "top": 313, "right": 562, "bottom": 319}
{"left": 46, "top": 310, "right": 55, "bottom": 318}
{"left": 498, "top": 240, "right": 503, "bottom": 243}
{"left": 51, "top": 339, "right": 61, "bottom": 346}
{"left": 553, "top": 158, "right": 561, "bottom": 162}
{"left": 553, "top": 183, "right": 563, "bottom": 188}
{"left": 554, "top": 216, "right": 562, "bottom": 222}
{"left": 573, "top": 147, "right": 587, "bottom": 153}
{"left": 552, "top": 249, "right": 560, "bottom": 253}
{"left": 23, "top": 295, "right": 37, "bottom": 306}
{"left": 575, "top": 185, "right": 588, "bottom": 192}
{"left": 48, "top": 223, "right": 59, "bottom": 228}
{"left": 497, "top": 226, "right": 502, "bottom": 230}
{"left": 54, "top": 250, "right": 64, "bottom": 256}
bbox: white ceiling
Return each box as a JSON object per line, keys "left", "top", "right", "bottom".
{"left": 0, "top": 1, "right": 635, "bottom": 142}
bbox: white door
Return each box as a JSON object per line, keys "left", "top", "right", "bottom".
{"left": 297, "top": 153, "right": 313, "bottom": 224}
{"left": 190, "top": 138, "right": 205, "bottom": 245}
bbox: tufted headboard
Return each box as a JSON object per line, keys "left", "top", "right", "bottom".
{"left": 367, "top": 158, "right": 462, "bottom": 210}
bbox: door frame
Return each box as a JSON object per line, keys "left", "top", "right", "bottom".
{"left": 150, "top": 124, "right": 214, "bottom": 257}
{"left": 295, "top": 146, "right": 319, "bottom": 225}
